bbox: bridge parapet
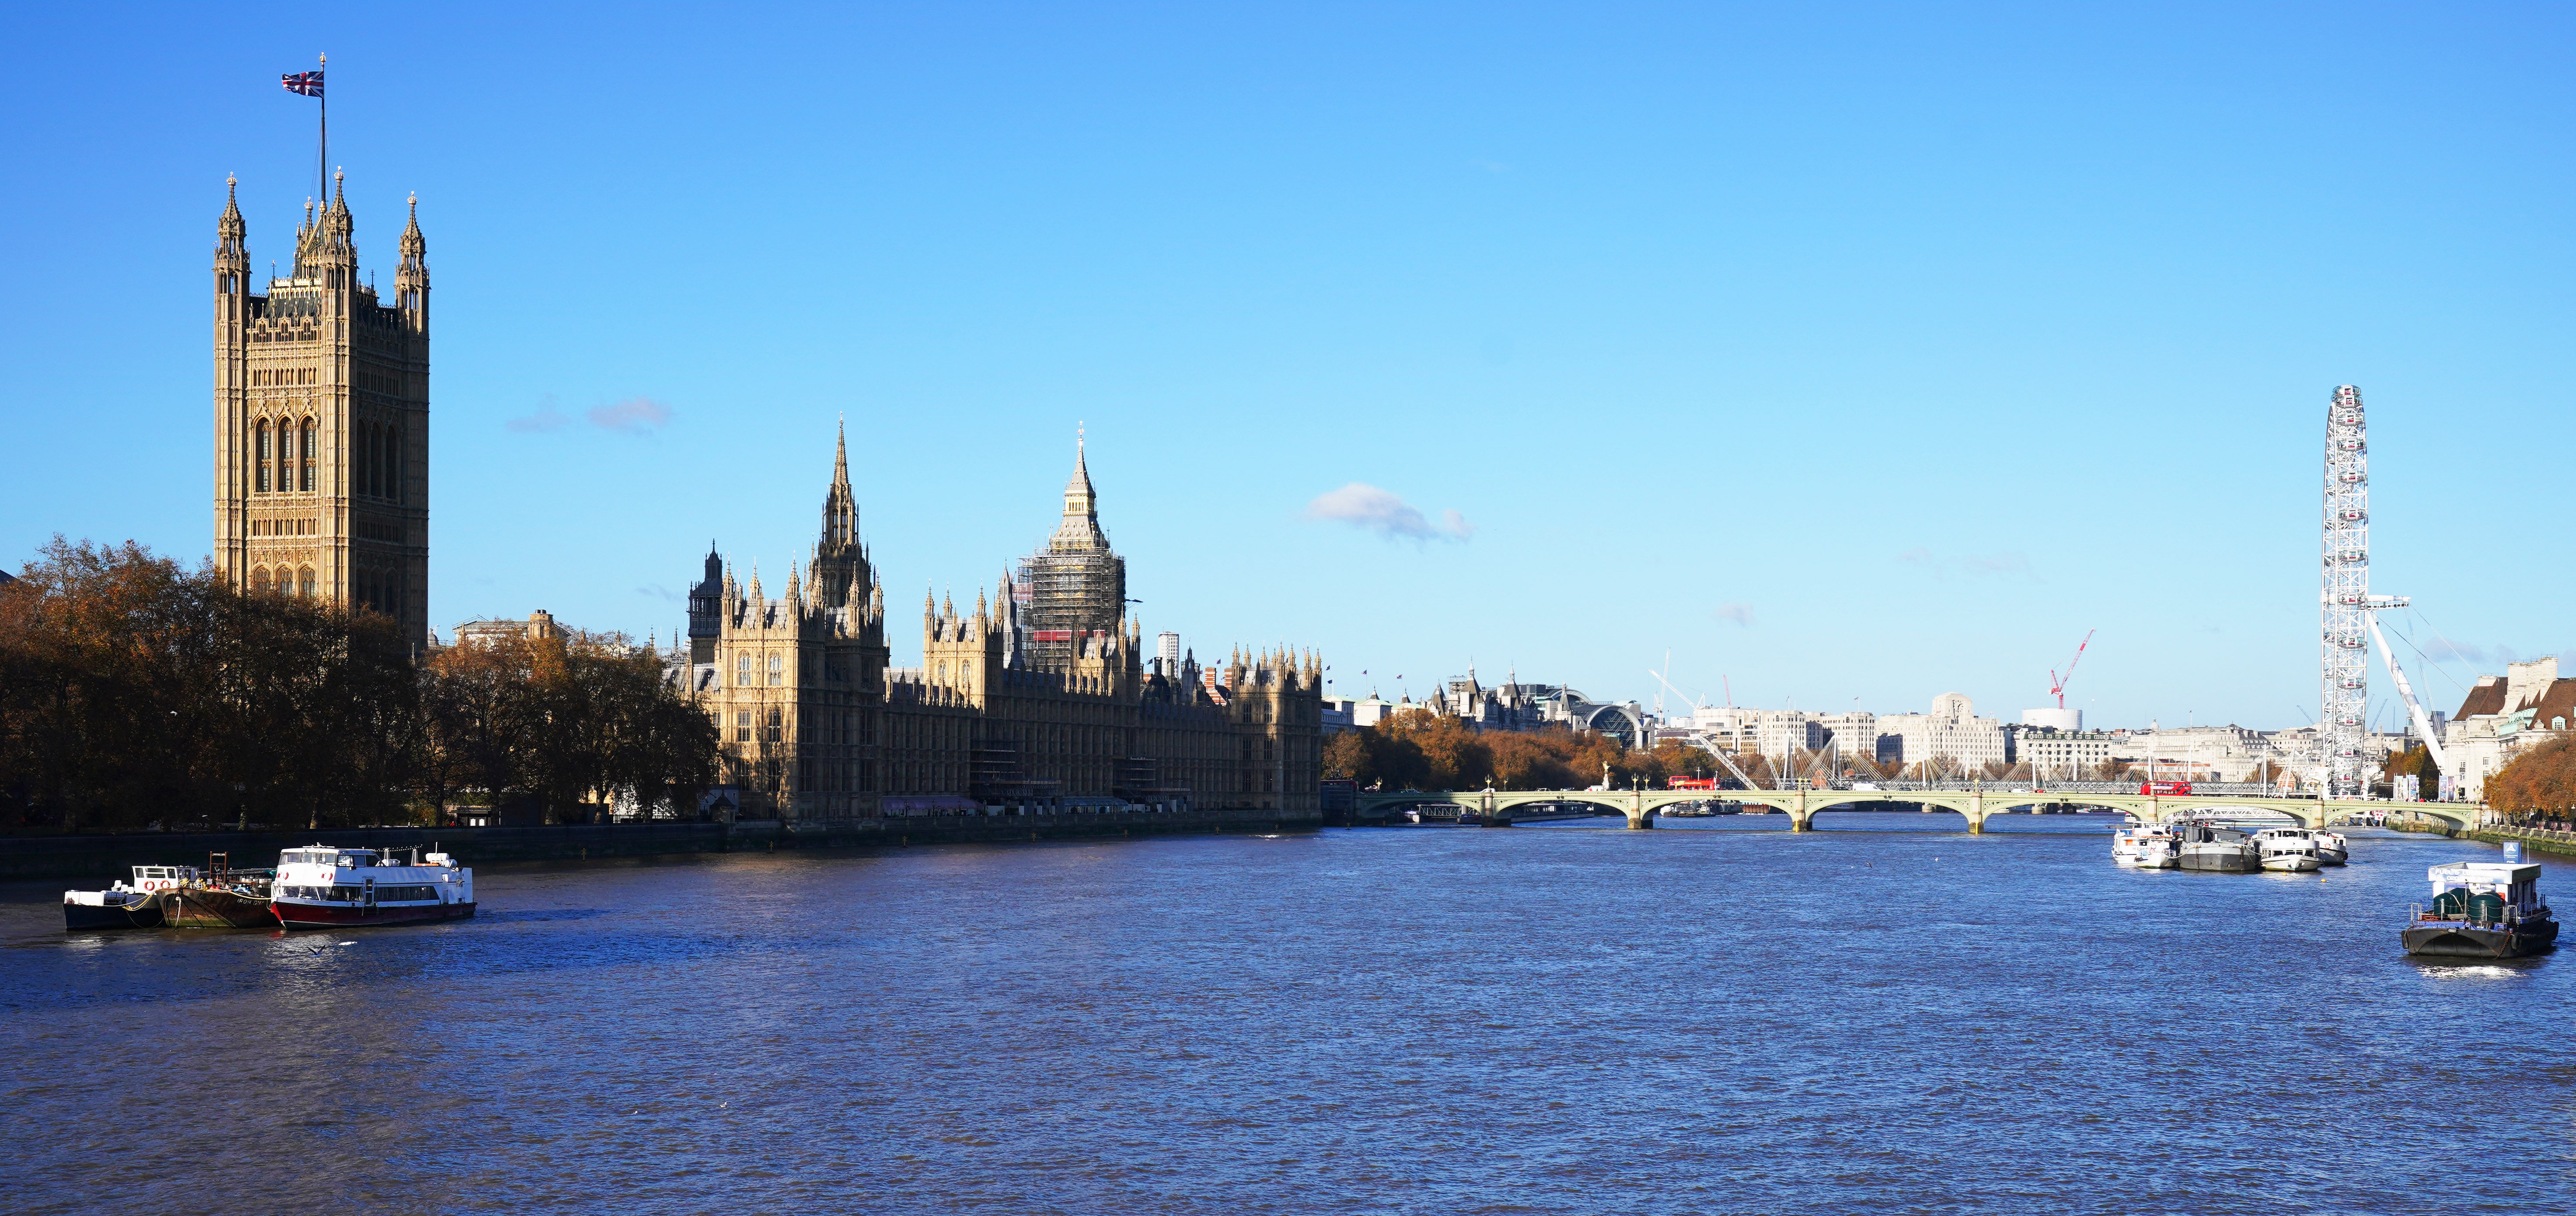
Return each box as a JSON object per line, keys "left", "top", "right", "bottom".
{"left": 1351, "top": 788, "right": 2477, "bottom": 833}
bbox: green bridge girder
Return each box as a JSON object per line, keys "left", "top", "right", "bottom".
{"left": 1353, "top": 788, "right": 2472, "bottom": 833}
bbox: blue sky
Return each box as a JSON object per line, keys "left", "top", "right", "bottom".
{"left": 3, "top": 3, "right": 2570, "bottom": 731}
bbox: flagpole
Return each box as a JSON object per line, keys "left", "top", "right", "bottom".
{"left": 318, "top": 52, "right": 328, "bottom": 204}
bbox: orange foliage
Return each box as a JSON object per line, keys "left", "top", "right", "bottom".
{"left": 2486, "top": 737, "right": 2576, "bottom": 814}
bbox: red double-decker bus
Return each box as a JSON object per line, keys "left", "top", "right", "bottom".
{"left": 2138, "top": 780, "right": 2192, "bottom": 796}
{"left": 1667, "top": 776, "right": 1718, "bottom": 791}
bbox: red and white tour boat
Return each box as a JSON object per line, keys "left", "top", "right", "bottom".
{"left": 269, "top": 845, "right": 475, "bottom": 928}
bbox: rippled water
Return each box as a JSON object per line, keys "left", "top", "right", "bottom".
{"left": 5, "top": 813, "right": 2570, "bottom": 1214}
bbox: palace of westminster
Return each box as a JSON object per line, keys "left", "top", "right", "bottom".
{"left": 206, "top": 170, "right": 1323, "bottom": 823}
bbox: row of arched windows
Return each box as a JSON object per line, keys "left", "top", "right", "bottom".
{"left": 248, "top": 565, "right": 318, "bottom": 599}
{"left": 355, "top": 567, "right": 404, "bottom": 616}
{"left": 359, "top": 420, "right": 404, "bottom": 502}
{"left": 253, "top": 418, "right": 316, "bottom": 494}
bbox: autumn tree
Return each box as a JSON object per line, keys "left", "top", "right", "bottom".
{"left": 2380, "top": 744, "right": 2439, "bottom": 799}
{"left": 2485, "top": 738, "right": 2576, "bottom": 822}
{"left": 0, "top": 537, "right": 413, "bottom": 831}
{"left": 2, "top": 536, "right": 719, "bottom": 834}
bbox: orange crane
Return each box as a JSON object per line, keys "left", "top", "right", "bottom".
{"left": 2050, "top": 630, "right": 2095, "bottom": 710}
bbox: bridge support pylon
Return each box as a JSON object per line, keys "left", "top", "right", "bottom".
{"left": 1626, "top": 790, "right": 1653, "bottom": 829}
{"left": 1788, "top": 792, "right": 1811, "bottom": 832}
{"left": 1966, "top": 792, "right": 1985, "bottom": 835}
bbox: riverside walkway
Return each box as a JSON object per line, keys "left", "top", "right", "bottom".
{"left": 1356, "top": 782, "right": 2477, "bottom": 833}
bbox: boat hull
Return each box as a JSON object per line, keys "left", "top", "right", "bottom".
{"left": 2182, "top": 850, "right": 2261, "bottom": 873}
{"left": 272, "top": 900, "right": 476, "bottom": 929}
{"left": 2402, "top": 919, "right": 2559, "bottom": 959}
{"left": 154, "top": 888, "right": 279, "bottom": 929}
{"left": 2262, "top": 856, "right": 2321, "bottom": 873}
{"left": 63, "top": 899, "right": 162, "bottom": 930}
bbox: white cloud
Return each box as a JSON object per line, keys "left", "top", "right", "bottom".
{"left": 1305, "top": 483, "right": 1473, "bottom": 543}
{"left": 1715, "top": 603, "right": 1754, "bottom": 627}
{"left": 505, "top": 400, "right": 570, "bottom": 433}
{"left": 589, "top": 396, "right": 673, "bottom": 435}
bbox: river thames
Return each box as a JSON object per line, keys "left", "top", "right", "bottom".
{"left": 5, "top": 814, "right": 2570, "bottom": 1214}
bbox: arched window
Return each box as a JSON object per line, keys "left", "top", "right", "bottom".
{"left": 735, "top": 652, "right": 752, "bottom": 687}
{"left": 299, "top": 420, "right": 315, "bottom": 492}
{"left": 256, "top": 421, "right": 271, "bottom": 493}
{"left": 298, "top": 567, "right": 316, "bottom": 598}
{"left": 358, "top": 423, "right": 374, "bottom": 498}
{"left": 250, "top": 566, "right": 271, "bottom": 593}
{"left": 769, "top": 653, "right": 784, "bottom": 686}
{"left": 390, "top": 424, "right": 403, "bottom": 504}
{"left": 2556, "top": 716, "right": 2567, "bottom": 731}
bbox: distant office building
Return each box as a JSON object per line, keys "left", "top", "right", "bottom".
{"left": 1321, "top": 698, "right": 1355, "bottom": 735}
{"left": 1876, "top": 693, "right": 2007, "bottom": 772}
{"left": 1819, "top": 711, "right": 1879, "bottom": 762}
{"left": 2022, "top": 707, "right": 2082, "bottom": 731}
{"left": 2013, "top": 728, "right": 2114, "bottom": 780}
{"left": 1157, "top": 631, "right": 1182, "bottom": 674}
{"left": 2124, "top": 725, "right": 2285, "bottom": 784}
{"left": 1752, "top": 711, "right": 1825, "bottom": 761}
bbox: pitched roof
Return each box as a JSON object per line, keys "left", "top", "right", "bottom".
{"left": 2456, "top": 677, "right": 2508, "bottom": 720}
{"left": 2525, "top": 679, "right": 2576, "bottom": 730}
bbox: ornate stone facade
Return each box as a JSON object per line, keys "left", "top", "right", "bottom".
{"left": 210, "top": 173, "right": 430, "bottom": 640}
{"left": 679, "top": 429, "right": 1322, "bottom": 823}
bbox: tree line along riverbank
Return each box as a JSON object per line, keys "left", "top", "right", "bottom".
{"left": 0, "top": 805, "right": 1325, "bottom": 883}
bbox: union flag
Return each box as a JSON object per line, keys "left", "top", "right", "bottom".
{"left": 281, "top": 71, "right": 323, "bottom": 97}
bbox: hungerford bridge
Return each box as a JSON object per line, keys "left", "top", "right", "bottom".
{"left": 1354, "top": 782, "right": 2477, "bottom": 833}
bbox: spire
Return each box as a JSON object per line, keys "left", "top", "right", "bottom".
{"left": 323, "top": 167, "right": 353, "bottom": 248}
{"left": 214, "top": 176, "right": 248, "bottom": 278}
{"left": 821, "top": 415, "right": 858, "bottom": 548}
{"left": 1043, "top": 423, "right": 1113, "bottom": 557}
{"left": 1064, "top": 424, "right": 1096, "bottom": 520}
{"left": 395, "top": 191, "right": 428, "bottom": 311}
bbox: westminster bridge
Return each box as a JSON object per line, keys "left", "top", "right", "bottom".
{"left": 1354, "top": 781, "right": 2481, "bottom": 834}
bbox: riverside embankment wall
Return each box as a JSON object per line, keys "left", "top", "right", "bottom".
{"left": 0, "top": 806, "right": 1322, "bottom": 881}
{"left": 2470, "top": 827, "right": 2576, "bottom": 859}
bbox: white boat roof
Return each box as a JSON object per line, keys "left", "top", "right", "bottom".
{"left": 2428, "top": 862, "right": 2541, "bottom": 882}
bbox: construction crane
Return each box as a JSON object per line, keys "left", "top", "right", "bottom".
{"left": 2050, "top": 629, "right": 2095, "bottom": 710}
{"left": 1647, "top": 669, "right": 1773, "bottom": 790}
{"left": 2364, "top": 600, "right": 2450, "bottom": 779}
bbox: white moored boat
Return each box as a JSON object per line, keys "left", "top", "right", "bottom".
{"left": 270, "top": 845, "right": 475, "bottom": 929}
{"left": 2254, "top": 830, "right": 2323, "bottom": 872}
{"left": 2252, "top": 827, "right": 2347, "bottom": 868}
{"left": 2113, "top": 826, "right": 2179, "bottom": 868}
{"left": 2312, "top": 831, "right": 2350, "bottom": 866}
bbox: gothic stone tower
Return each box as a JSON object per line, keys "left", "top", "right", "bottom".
{"left": 211, "top": 172, "right": 430, "bottom": 641}
{"left": 1021, "top": 435, "right": 1127, "bottom": 669}
{"left": 698, "top": 431, "right": 889, "bottom": 820}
